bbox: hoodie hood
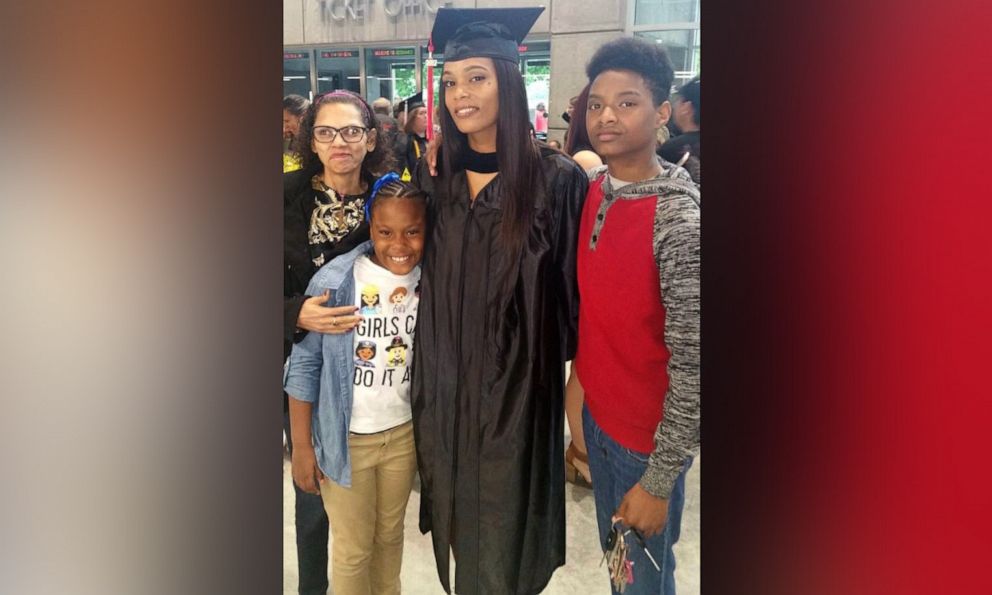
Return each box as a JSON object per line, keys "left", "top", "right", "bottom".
{"left": 588, "top": 157, "right": 699, "bottom": 207}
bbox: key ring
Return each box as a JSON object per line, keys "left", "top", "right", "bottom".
{"left": 610, "top": 517, "right": 661, "bottom": 572}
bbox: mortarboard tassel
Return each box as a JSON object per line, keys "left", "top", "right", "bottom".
{"left": 426, "top": 38, "right": 436, "bottom": 141}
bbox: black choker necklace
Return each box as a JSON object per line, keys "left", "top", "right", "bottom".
{"left": 460, "top": 147, "right": 499, "bottom": 173}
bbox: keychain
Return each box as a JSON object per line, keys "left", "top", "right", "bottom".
{"left": 602, "top": 518, "right": 634, "bottom": 591}
{"left": 601, "top": 517, "right": 662, "bottom": 592}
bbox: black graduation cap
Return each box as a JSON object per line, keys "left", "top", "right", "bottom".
{"left": 398, "top": 91, "right": 424, "bottom": 113}
{"left": 429, "top": 7, "right": 544, "bottom": 64}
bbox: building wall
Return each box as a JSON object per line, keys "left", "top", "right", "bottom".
{"left": 285, "top": 0, "right": 700, "bottom": 145}
{"left": 547, "top": 0, "right": 626, "bottom": 144}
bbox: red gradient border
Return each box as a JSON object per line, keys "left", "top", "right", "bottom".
{"left": 705, "top": 0, "right": 992, "bottom": 593}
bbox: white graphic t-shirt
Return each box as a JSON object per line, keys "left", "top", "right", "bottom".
{"left": 350, "top": 254, "right": 421, "bottom": 433}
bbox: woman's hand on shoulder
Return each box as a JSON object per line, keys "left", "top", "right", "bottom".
{"left": 572, "top": 150, "right": 603, "bottom": 173}
{"left": 296, "top": 291, "right": 363, "bottom": 334}
{"left": 426, "top": 133, "right": 442, "bottom": 177}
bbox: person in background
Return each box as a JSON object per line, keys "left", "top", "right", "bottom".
{"left": 372, "top": 96, "right": 400, "bottom": 155}
{"left": 285, "top": 176, "right": 427, "bottom": 595}
{"left": 284, "top": 94, "right": 310, "bottom": 173}
{"left": 657, "top": 122, "right": 670, "bottom": 144}
{"left": 411, "top": 7, "right": 587, "bottom": 595}
{"left": 563, "top": 84, "right": 605, "bottom": 172}
{"left": 392, "top": 101, "right": 407, "bottom": 132}
{"left": 283, "top": 89, "right": 395, "bottom": 595}
{"left": 393, "top": 91, "right": 428, "bottom": 182}
{"left": 577, "top": 37, "right": 699, "bottom": 595}
{"left": 561, "top": 94, "right": 579, "bottom": 146}
{"left": 547, "top": 139, "right": 561, "bottom": 149}
{"left": 534, "top": 101, "right": 549, "bottom": 140}
{"left": 658, "top": 76, "right": 700, "bottom": 184}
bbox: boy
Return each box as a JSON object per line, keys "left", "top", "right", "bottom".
{"left": 574, "top": 37, "right": 700, "bottom": 595}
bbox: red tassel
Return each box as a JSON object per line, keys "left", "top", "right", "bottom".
{"left": 426, "top": 37, "right": 435, "bottom": 141}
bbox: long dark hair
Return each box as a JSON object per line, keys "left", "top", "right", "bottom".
{"left": 438, "top": 59, "right": 540, "bottom": 266}
{"left": 297, "top": 91, "right": 396, "bottom": 184}
{"left": 563, "top": 83, "right": 594, "bottom": 156}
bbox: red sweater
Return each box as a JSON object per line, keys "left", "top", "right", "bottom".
{"left": 576, "top": 176, "right": 669, "bottom": 453}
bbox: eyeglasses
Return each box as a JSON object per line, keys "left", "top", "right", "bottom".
{"left": 312, "top": 125, "right": 369, "bottom": 143}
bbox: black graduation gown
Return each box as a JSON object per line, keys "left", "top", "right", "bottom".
{"left": 394, "top": 132, "right": 428, "bottom": 180}
{"left": 411, "top": 147, "right": 587, "bottom": 595}
{"left": 658, "top": 130, "right": 701, "bottom": 184}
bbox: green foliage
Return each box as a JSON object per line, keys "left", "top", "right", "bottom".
{"left": 524, "top": 63, "right": 550, "bottom": 78}
{"left": 393, "top": 66, "right": 416, "bottom": 101}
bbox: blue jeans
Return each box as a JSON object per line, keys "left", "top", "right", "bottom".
{"left": 583, "top": 405, "right": 691, "bottom": 595}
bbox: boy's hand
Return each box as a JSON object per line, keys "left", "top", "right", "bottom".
{"left": 615, "top": 483, "right": 669, "bottom": 537}
{"left": 297, "top": 292, "right": 362, "bottom": 334}
{"left": 291, "top": 444, "right": 324, "bottom": 495}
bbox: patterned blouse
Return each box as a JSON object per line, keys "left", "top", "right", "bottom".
{"left": 307, "top": 174, "right": 367, "bottom": 268}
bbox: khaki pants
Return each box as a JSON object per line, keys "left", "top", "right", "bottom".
{"left": 319, "top": 421, "right": 417, "bottom": 595}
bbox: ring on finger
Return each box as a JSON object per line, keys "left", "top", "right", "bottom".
{"left": 331, "top": 317, "right": 338, "bottom": 327}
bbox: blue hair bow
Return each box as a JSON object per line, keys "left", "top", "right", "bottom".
{"left": 365, "top": 172, "right": 401, "bottom": 222}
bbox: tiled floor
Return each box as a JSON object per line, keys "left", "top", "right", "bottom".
{"left": 283, "top": 439, "right": 700, "bottom": 594}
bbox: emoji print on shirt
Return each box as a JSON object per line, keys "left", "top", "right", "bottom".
{"left": 389, "top": 286, "right": 409, "bottom": 314}
{"left": 360, "top": 285, "right": 382, "bottom": 316}
{"left": 355, "top": 340, "right": 376, "bottom": 368}
{"left": 385, "top": 336, "right": 408, "bottom": 367}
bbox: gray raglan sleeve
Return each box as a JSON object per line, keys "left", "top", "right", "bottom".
{"left": 639, "top": 195, "right": 700, "bottom": 499}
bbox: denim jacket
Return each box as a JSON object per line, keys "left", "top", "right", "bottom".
{"left": 283, "top": 240, "right": 374, "bottom": 487}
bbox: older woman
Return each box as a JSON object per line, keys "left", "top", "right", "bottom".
{"left": 283, "top": 94, "right": 310, "bottom": 173}
{"left": 283, "top": 89, "right": 394, "bottom": 595}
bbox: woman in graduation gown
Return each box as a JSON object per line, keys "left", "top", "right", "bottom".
{"left": 410, "top": 8, "right": 588, "bottom": 594}
{"left": 393, "top": 91, "right": 429, "bottom": 182}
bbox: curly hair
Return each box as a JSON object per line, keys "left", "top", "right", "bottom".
{"left": 297, "top": 91, "right": 396, "bottom": 182}
{"left": 586, "top": 37, "right": 675, "bottom": 106}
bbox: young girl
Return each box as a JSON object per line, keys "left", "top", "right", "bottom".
{"left": 410, "top": 8, "right": 589, "bottom": 595}
{"left": 283, "top": 89, "right": 392, "bottom": 595}
{"left": 284, "top": 174, "right": 426, "bottom": 595}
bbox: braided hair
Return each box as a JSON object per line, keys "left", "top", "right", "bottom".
{"left": 364, "top": 172, "right": 427, "bottom": 222}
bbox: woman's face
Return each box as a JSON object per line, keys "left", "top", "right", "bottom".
{"left": 311, "top": 102, "right": 375, "bottom": 177}
{"left": 442, "top": 57, "right": 499, "bottom": 139}
{"left": 410, "top": 107, "right": 428, "bottom": 135}
{"left": 283, "top": 109, "right": 301, "bottom": 140}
